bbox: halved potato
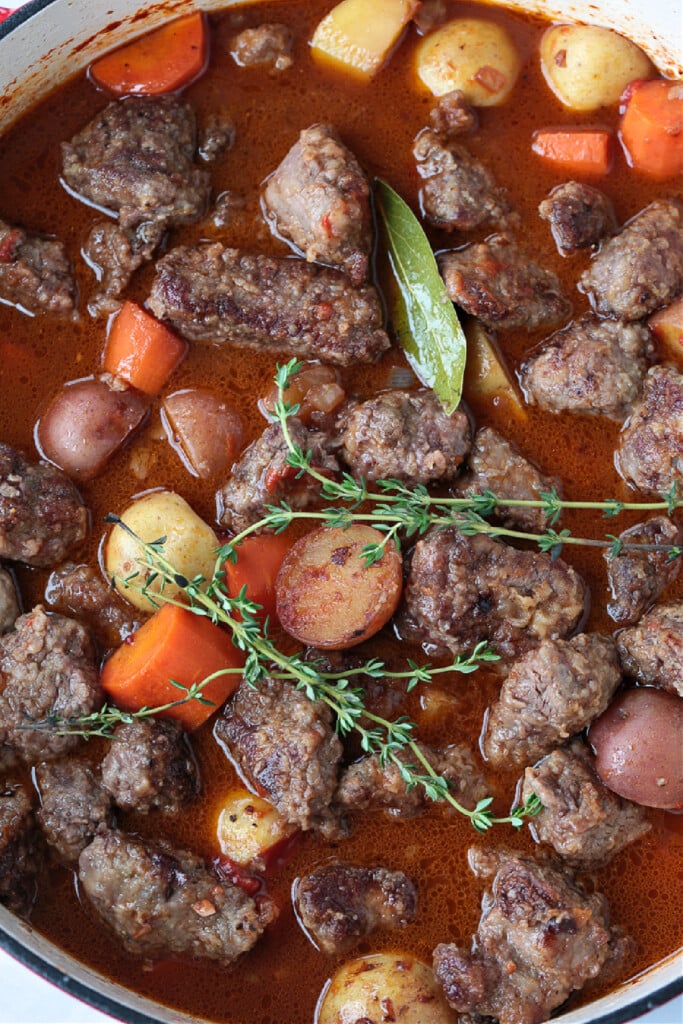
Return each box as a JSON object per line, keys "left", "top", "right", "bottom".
{"left": 415, "top": 18, "right": 521, "bottom": 105}
{"left": 311, "top": 0, "right": 419, "bottom": 80}
{"left": 216, "top": 788, "right": 296, "bottom": 867}
{"left": 463, "top": 319, "right": 526, "bottom": 417}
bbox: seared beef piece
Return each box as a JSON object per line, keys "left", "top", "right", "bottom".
{"left": 521, "top": 315, "right": 652, "bottom": 421}
{"left": 35, "top": 760, "right": 113, "bottom": 864}
{"left": 339, "top": 390, "right": 471, "bottom": 486}
{"left": 521, "top": 740, "right": 650, "bottom": 869}
{"left": 0, "top": 606, "right": 101, "bottom": 765}
{"left": 482, "top": 633, "right": 621, "bottom": 769}
{"left": 414, "top": 130, "right": 511, "bottom": 232}
{"left": 79, "top": 830, "right": 276, "bottom": 961}
{"left": 0, "top": 568, "right": 19, "bottom": 635}
{"left": 294, "top": 863, "right": 417, "bottom": 954}
{"left": 539, "top": 181, "right": 616, "bottom": 255}
{"left": 82, "top": 220, "right": 162, "bottom": 317}
{"left": 580, "top": 200, "right": 683, "bottom": 321}
{"left": 45, "top": 563, "right": 141, "bottom": 649}
{"left": 605, "top": 517, "right": 681, "bottom": 625}
{"left": 0, "top": 784, "right": 41, "bottom": 916}
{"left": 263, "top": 124, "right": 371, "bottom": 284}
{"left": 101, "top": 719, "right": 197, "bottom": 815}
{"left": 0, "top": 219, "right": 76, "bottom": 315}
{"left": 147, "top": 243, "right": 390, "bottom": 366}
{"left": 433, "top": 846, "right": 633, "bottom": 1024}
{"left": 401, "top": 530, "right": 586, "bottom": 663}
{"left": 198, "top": 112, "right": 236, "bottom": 162}
{"left": 215, "top": 677, "right": 342, "bottom": 833}
{"left": 617, "top": 365, "right": 683, "bottom": 496}
{"left": 429, "top": 90, "right": 478, "bottom": 136}
{"left": 0, "top": 444, "right": 88, "bottom": 568}
{"left": 454, "top": 426, "right": 558, "bottom": 532}
{"left": 62, "top": 97, "right": 209, "bottom": 233}
{"left": 334, "top": 742, "right": 487, "bottom": 817}
{"left": 231, "top": 23, "right": 294, "bottom": 69}
{"left": 439, "top": 234, "right": 570, "bottom": 331}
{"left": 217, "top": 418, "right": 339, "bottom": 533}
{"left": 617, "top": 600, "right": 683, "bottom": 697}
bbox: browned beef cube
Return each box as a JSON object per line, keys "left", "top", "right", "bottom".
{"left": 604, "top": 516, "right": 681, "bottom": 624}
{"left": 617, "top": 600, "right": 683, "bottom": 697}
{"left": 617, "top": 364, "right": 683, "bottom": 496}
{"left": 36, "top": 760, "right": 113, "bottom": 864}
{"left": 231, "top": 23, "right": 293, "bottom": 69}
{"left": 539, "top": 181, "right": 616, "bottom": 255}
{"left": 45, "top": 562, "right": 142, "bottom": 650}
{"left": 0, "top": 784, "right": 41, "bottom": 916}
{"left": 101, "top": 719, "right": 198, "bottom": 815}
{"left": 0, "top": 220, "right": 76, "bottom": 315}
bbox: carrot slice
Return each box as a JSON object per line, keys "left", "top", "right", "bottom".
{"left": 532, "top": 129, "right": 613, "bottom": 176}
{"left": 101, "top": 603, "right": 244, "bottom": 731}
{"left": 620, "top": 79, "right": 683, "bottom": 180}
{"left": 225, "top": 533, "right": 294, "bottom": 622}
{"left": 90, "top": 13, "right": 208, "bottom": 97}
{"left": 103, "top": 301, "right": 187, "bottom": 395}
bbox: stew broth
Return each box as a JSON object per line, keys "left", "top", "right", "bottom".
{"left": 0, "top": 2, "right": 681, "bottom": 1022}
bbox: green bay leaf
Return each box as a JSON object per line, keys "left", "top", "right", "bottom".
{"left": 375, "top": 178, "right": 466, "bottom": 415}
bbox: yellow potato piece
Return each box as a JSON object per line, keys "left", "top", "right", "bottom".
{"left": 463, "top": 319, "right": 526, "bottom": 417}
{"left": 105, "top": 490, "right": 218, "bottom": 612}
{"left": 216, "top": 789, "right": 296, "bottom": 867}
{"left": 311, "top": 0, "right": 418, "bottom": 80}
{"left": 415, "top": 18, "right": 521, "bottom": 105}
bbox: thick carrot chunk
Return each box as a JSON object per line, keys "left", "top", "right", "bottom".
{"left": 620, "top": 79, "right": 683, "bottom": 179}
{"left": 532, "top": 129, "right": 613, "bottom": 177}
{"left": 103, "top": 301, "right": 187, "bottom": 396}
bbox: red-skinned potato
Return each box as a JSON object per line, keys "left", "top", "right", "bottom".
{"left": 162, "top": 389, "right": 243, "bottom": 479}
{"left": 37, "top": 378, "right": 147, "bottom": 480}
{"left": 276, "top": 525, "right": 402, "bottom": 649}
{"left": 589, "top": 687, "right": 683, "bottom": 809}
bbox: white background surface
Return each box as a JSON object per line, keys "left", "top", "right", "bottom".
{"left": 0, "top": 948, "right": 680, "bottom": 1024}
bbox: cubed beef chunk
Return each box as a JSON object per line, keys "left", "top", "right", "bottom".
{"left": 580, "top": 200, "right": 683, "bottom": 321}
{"left": 101, "top": 719, "right": 198, "bottom": 815}
{"left": 617, "top": 600, "right": 683, "bottom": 697}
{"left": 604, "top": 517, "right": 681, "bottom": 625}
{"left": 0, "top": 220, "right": 76, "bottom": 315}
{"left": 231, "top": 23, "right": 294, "bottom": 69}
{"left": 81, "top": 220, "right": 163, "bottom": 317}
{"left": 217, "top": 418, "right": 339, "bottom": 533}
{"left": 521, "top": 315, "right": 652, "bottom": 421}
{"left": 433, "top": 847, "right": 633, "bottom": 1024}
{"left": 539, "top": 181, "right": 616, "bottom": 255}
{"left": 0, "top": 606, "right": 101, "bottom": 765}
{"left": 45, "top": 562, "right": 141, "bottom": 649}
{"left": 339, "top": 390, "right": 471, "bottom": 486}
{"left": 482, "top": 633, "right": 622, "bottom": 768}
{"left": 414, "top": 131, "right": 511, "bottom": 232}
{"left": 79, "top": 830, "right": 276, "bottom": 961}
{"left": 35, "top": 760, "right": 113, "bottom": 864}
{"left": 294, "top": 863, "right": 417, "bottom": 954}
{"left": 0, "top": 784, "right": 41, "bottom": 916}
{"left": 263, "top": 124, "right": 371, "bottom": 284}
{"left": 147, "top": 243, "right": 390, "bottom": 366}
{"left": 0, "top": 444, "right": 88, "bottom": 568}
{"left": 454, "top": 426, "right": 558, "bottom": 532}
{"left": 401, "top": 530, "right": 586, "bottom": 663}
{"left": 215, "top": 677, "right": 342, "bottom": 833}
{"left": 334, "top": 742, "right": 487, "bottom": 818}
{"left": 0, "top": 568, "right": 19, "bottom": 635}
{"left": 198, "top": 112, "right": 236, "bottom": 162}
{"left": 521, "top": 740, "right": 650, "bottom": 868}
{"left": 439, "top": 234, "right": 570, "bottom": 331}
{"left": 617, "top": 364, "right": 683, "bottom": 496}
{"left": 428, "top": 90, "right": 478, "bottom": 136}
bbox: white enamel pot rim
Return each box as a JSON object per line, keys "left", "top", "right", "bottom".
{"left": 0, "top": 1, "right": 682, "bottom": 1022}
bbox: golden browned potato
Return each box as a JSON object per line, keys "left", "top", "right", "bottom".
{"left": 216, "top": 788, "right": 296, "bottom": 867}
{"left": 540, "top": 25, "right": 653, "bottom": 111}
{"left": 275, "top": 525, "right": 402, "bottom": 649}
{"left": 415, "top": 18, "right": 521, "bottom": 105}
{"left": 317, "top": 953, "right": 456, "bottom": 1024}
{"left": 105, "top": 490, "right": 218, "bottom": 612}
{"left": 311, "top": 0, "right": 419, "bottom": 80}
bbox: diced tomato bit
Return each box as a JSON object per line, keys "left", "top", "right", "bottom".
{"left": 0, "top": 230, "right": 20, "bottom": 263}
{"left": 320, "top": 212, "right": 334, "bottom": 238}
{"left": 264, "top": 462, "right": 298, "bottom": 492}
{"left": 214, "top": 857, "right": 263, "bottom": 896}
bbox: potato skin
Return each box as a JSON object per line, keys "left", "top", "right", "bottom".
{"left": 589, "top": 687, "right": 683, "bottom": 809}
{"left": 539, "top": 25, "right": 653, "bottom": 112}
{"left": 415, "top": 18, "right": 521, "bottom": 106}
{"left": 317, "top": 952, "right": 456, "bottom": 1024}
{"left": 105, "top": 490, "right": 218, "bottom": 612}
{"left": 276, "top": 525, "right": 402, "bottom": 649}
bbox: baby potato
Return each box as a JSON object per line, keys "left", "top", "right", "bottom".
{"left": 415, "top": 18, "right": 521, "bottom": 105}
{"left": 105, "top": 490, "right": 218, "bottom": 612}
{"left": 540, "top": 25, "right": 653, "bottom": 112}
{"left": 216, "top": 788, "right": 296, "bottom": 868}
{"left": 317, "top": 953, "right": 456, "bottom": 1024}
{"left": 276, "top": 525, "right": 402, "bottom": 649}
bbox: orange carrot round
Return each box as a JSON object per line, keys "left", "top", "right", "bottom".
{"left": 103, "top": 300, "right": 187, "bottom": 396}
{"left": 532, "top": 129, "right": 613, "bottom": 177}
{"left": 620, "top": 79, "right": 683, "bottom": 179}
{"left": 90, "top": 13, "right": 208, "bottom": 97}
{"left": 101, "top": 603, "right": 244, "bottom": 731}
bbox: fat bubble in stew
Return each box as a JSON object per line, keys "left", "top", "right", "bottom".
{"left": 0, "top": 2, "right": 681, "bottom": 1023}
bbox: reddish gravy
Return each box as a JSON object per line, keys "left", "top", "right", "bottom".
{"left": 0, "top": 2, "right": 681, "bottom": 1022}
